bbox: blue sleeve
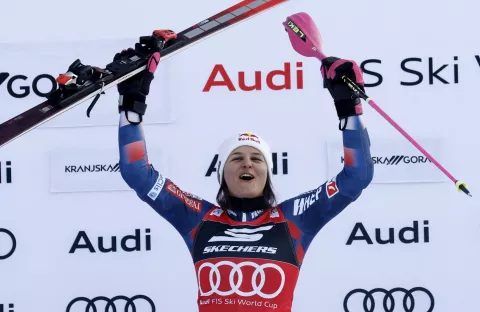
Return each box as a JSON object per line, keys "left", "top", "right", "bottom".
{"left": 118, "top": 114, "right": 214, "bottom": 250}
{"left": 279, "top": 116, "right": 374, "bottom": 254}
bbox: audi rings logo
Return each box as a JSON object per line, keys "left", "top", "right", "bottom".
{"left": 66, "top": 295, "right": 155, "bottom": 312}
{"left": 343, "top": 287, "right": 435, "bottom": 312}
{"left": 198, "top": 261, "right": 285, "bottom": 299}
{"left": 0, "top": 228, "right": 16, "bottom": 260}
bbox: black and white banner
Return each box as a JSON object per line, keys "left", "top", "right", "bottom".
{"left": 327, "top": 137, "right": 448, "bottom": 184}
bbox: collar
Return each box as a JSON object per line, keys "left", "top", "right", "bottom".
{"left": 225, "top": 196, "right": 270, "bottom": 222}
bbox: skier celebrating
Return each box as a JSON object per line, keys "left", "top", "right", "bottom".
{"left": 116, "top": 41, "right": 374, "bottom": 312}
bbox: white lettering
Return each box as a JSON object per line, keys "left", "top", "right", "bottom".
{"left": 203, "top": 246, "right": 212, "bottom": 253}
{"left": 237, "top": 246, "right": 249, "bottom": 252}
{"left": 238, "top": 299, "right": 263, "bottom": 306}
{"left": 293, "top": 186, "right": 322, "bottom": 216}
{"left": 147, "top": 174, "right": 166, "bottom": 200}
{"left": 201, "top": 298, "right": 277, "bottom": 309}
{"left": 251, "top": 209, "right": 264, "bottom": 218}
{"left": 202, "top": 245, "right": 277, "bottom": 254}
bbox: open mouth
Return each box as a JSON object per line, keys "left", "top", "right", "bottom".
{"left": 239, "top": 173, "right": 254, "bottom": 181}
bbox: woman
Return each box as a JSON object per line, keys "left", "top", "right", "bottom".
{"left": 116, "top": 42, "right": 374, "bottom": 312}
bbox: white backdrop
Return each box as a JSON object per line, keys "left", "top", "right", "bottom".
{"left": 0, "top": 0, "right": 479, "bottom": 311}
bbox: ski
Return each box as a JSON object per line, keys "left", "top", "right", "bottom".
{"left": 0, "top": 0, "right": 288, "bottom": 148}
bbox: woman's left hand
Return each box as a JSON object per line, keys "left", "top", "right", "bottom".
{"left": 320, "top": 57, "right": 365, "bottom": 120}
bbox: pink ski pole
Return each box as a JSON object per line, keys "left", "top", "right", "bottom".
{"left": 282, "top": 12, "right": 471, "bottom": 197}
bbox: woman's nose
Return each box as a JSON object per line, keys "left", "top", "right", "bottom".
{"left": 242, "top": 159, "right": 253, "bottom": 167}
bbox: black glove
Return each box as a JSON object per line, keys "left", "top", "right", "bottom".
{"left": 116, "top": 45, "right": 160, "bottom": 124}
{"left": 321, "top": 57, "right": 365, "bottom": 122}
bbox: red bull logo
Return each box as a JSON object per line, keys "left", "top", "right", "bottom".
{"left": 238, "top": 132, "right": 261, "bottom": 144}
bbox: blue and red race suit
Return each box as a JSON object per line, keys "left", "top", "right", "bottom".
{"left": 118, "top": 113, "right": 373, "bottom": 312}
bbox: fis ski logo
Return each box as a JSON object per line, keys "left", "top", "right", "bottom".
{"left": 341, "top": 155, "right": 432, "bottom": 166}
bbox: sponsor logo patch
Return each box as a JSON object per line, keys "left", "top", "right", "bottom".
{"left": 166, "top": 181, "right": 202, "bottom": 212}
{"left": 147, "top": 174, "right": 166, "bottom": 201}
{"left": 326, "top": 178, "right": 339, "bottom": 198}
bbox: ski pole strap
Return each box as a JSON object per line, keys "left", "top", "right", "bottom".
{"left": 119, "top": 95, "right": 147, "bottom": 114}
{"left": 118, "top": 94, "right": 147, "bottom": 124}
{"left": 335, "top": 98, "right": 363, "bottom": 119}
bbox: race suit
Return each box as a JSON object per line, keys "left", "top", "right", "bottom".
{"left": 118, "top": 113, "right": 374, "bottom": 312}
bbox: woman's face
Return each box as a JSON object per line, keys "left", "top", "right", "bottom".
{"left": 223, "top": 146, "right": 268, "bottom": 198}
